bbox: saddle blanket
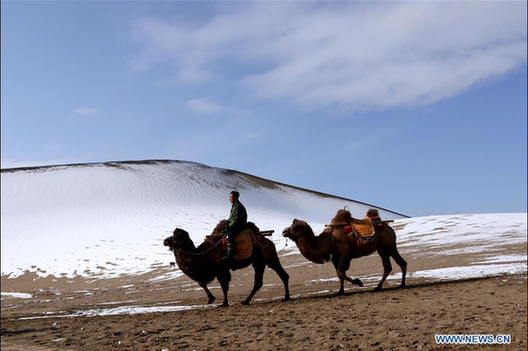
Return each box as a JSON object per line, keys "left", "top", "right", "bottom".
{"left": 233, "top": 229, "right": 253, "bottom": 260}
{"left": 347, "top": 218, "right": 376, "bottom": 238}
{"left": 221, "top": 229, "right": 253, "bottom": 260}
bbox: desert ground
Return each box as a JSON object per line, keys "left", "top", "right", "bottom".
{"left": 2, "top": 240, "right": 527, "bottom": 351}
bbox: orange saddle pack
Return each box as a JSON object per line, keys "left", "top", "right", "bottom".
{"left": 222, "top": 229, "right": 253, "bottom": 260}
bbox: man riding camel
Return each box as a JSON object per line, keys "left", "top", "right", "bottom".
{"left": 223, "top": 191, "right": 248, "bottom": 262}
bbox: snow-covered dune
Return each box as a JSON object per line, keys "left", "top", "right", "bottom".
{"left": 1, "top": 160, "right": 406, "bottom": 279}
{"left": 394, "top": 213, "right": 527, "bottom": 281}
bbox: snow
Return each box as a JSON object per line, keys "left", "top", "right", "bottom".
{"left": 395, "top": 213, "right": 527, "bottom": 263}
{"left": 1, "top": 160, "right": 526, "bottom": 287}
{"left": 1, "top": 292, "right": 33, "bottom": 299}
{"left": 409, "top": 263, "right": 527, "bottom": 281}
{"left": 1, "top": 160, "right": 404, "bottom": 279}
{"left": 18, "top": 304, "right": 212, "bottom": 319}
{"left": 147, "top": 271, "right": 185, "bottom": 282}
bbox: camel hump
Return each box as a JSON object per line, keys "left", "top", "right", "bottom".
{"left": 331, "top": 209, "right": 352, "bottom": 225}
{"left": 246, "top": 221, "right": 260, "bottom": 233}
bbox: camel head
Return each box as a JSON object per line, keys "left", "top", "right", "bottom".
{"left": 282, "top": 219, "right": 310, "bottom": 242}
{"left": 163, "top": 228, "right": 192, "bottom": 251}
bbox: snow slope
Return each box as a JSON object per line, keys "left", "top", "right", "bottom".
{"left": 1, "top": 160, "right": 406, "bottom": 279}
{"left": 373, "top": 213, "right": 526, "bottom": 281}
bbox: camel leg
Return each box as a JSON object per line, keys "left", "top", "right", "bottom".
{"left": 242, "top": 263, "right": 265, "bottom": 305}
{"left": 198, "top": 281, "right": 216, "bottom": 304}
{"left": 260, "top": 240, "right": 290, "bottom": 301}
{"left": 336, "top": 270, "right": 347, "bottom": 296}
{"left": 336, "top": 273, "right": 346, "bottom": 296}
{"left": 267, "top": 259, "right": 291, "bottom": 302}
{"left": 217, "top": 271, "right": 231, "bottom": 307}
{"left": 333, "top": 257, "right": 363, "bottom": 296}
{"left": 391, "top": 243, "right": 407, "bottom": 288}
{"left": 375, "top": 249, "right": 392, "bottom": 292}
{"left": 332, "top": 257, "right": 345, "bottom": 296}
{"left": 337, "top": 270, "right": 363, "bottom": 292}
{"left": 338, "top": 269, "right": 364, "bottom": 288}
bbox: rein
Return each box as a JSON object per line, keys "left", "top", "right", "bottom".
{"left": 173, "top": 233, "right": 227, "bottom": 258}
{"left": 171, "top": 230, "right": 290, "bottom": 259}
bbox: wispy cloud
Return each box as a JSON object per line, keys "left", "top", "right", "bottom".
{"left": 74, "top": 107, "right": 98, "bottom": 116}
{"left": 130, "top": 2, "right": 527, "bottom": 111}
{"left": 187, "top": 98, "right": 227, "bottom": 115}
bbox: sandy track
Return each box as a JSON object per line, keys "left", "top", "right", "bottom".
{"left": 2, "top": 234, "right": 527, "bottom": 351}
{"left": 2, "top": 273, "right": 527, "bottom": 351}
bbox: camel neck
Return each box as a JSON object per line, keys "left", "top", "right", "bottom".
{"left": 176, "top": 240, "right": 197, "bottom": 255}
{"left": 296, "top": 228, "right": 332, "bottom": 264}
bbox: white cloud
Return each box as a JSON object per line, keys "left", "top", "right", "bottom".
{"left": 131, "top": 2, "right": 527, "bottom": 111}
{"left": 187, "top": 98, "right": 227, "bottom": 115}
{"left": 74, "top": 107, "right": 98, "bottom": 116}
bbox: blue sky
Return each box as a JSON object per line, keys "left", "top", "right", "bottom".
{"left": 1, "top": 1, "right": 527, "bottom": 216}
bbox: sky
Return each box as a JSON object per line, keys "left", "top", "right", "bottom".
{"left": 1, "top": 1, "right": 527, "bottom": 217}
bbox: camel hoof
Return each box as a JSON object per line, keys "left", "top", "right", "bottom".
{"left": 353, "top": 279, "right": 363, "bottom": 287}
{"left": 282, "top": 297, "right": 291, "bottom": 302}
{"left": 398, "top": 283, "right": 406, "bottom": 289}
{"left": 334, "top": 290, "right": 345, "bottom": 296}
{"left": 241, "top": 300, "right": 250, "bottom": 305}
{"left": 219, "top": 303, "right": 229, "bottom": 308}
{"left": 374, "top": 286, "right": 383, "bottom": 292}
{"left": 207, "top": 296, "right": 216, "bottom": 304}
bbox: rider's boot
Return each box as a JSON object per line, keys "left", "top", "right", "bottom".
{"left": 223, "top": 243, "right": 235, "bottom": 262}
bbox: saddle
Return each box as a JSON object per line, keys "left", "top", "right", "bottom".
{"left": 207, "top": 226, "right": 272, "bottom": 261}
{"left": 329, "top": 210, "right": 379, "bottom": 246}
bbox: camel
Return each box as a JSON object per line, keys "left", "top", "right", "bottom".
{"left": 282, "top": 210, "right": 407, "bottom": 295}
{"left": 163, "top": 220, "right": 290, "bottom": 307}
{"left": 282, "top": 219, "right": 363, "bottom": 295}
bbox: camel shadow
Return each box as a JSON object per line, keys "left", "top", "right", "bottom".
{"left": 0, "top": 327, "right": 56, "bottom": 336}
{"left": 290, "top": 275, "right": 507, "bottom": 303}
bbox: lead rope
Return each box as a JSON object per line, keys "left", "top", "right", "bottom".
{"left": 176, "top": 233, "right": 228, "bottom": 260}
{"left": 277, "top": 238, "right": 289, "bottom": 255}
{"left": 175, "top": 232, "right": 289, "bottom": 260}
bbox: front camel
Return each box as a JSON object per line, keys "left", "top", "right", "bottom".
{"left": 164, "top": 220, "right": 290, "bottom": 306}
